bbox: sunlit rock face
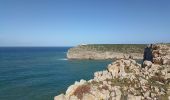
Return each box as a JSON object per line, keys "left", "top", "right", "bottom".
{"left": 152, "top": 44, "right": 170, "bottom": 65}
{"left": 54, "top": 44, "right": 170, "bottom": 100}
{"left": 67, "top": 44, "right": 145, "bottom": 60}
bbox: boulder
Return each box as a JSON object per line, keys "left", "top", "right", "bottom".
{"left": 107, "top": 59, "right": 127, "bottom": 78}
{"left": 143, "top": 61, "right": 152, "bottom": 68}
{"left": 153, "top": 57, "right": 162, "bottom": 64}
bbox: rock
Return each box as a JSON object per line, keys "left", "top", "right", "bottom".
{"left": 54, "top": 44, "right": 170, "bottom": 100}
{"left": 124, "top": 60, "right": 131, "bottom": 67}
{"left": 130, "top": 59, "right": 137, "bottom": 65}
{"left": 110, "top": 91, "right": 116, "bottom": 97}
{"left": 139, "top": 77, "right": 148, "bottom": 85}
{"left": 143, "top": 61, "right": 152, "bottom": 68}
{"left": 65, "top": 79, "right": 87, "bottom": 97}
{"left": 165, "top": 73, "right": 170, "bottom": 79}
{"left": 82, "top": 93, "right": 95, "bottom": 100}
{"left": 127, "top": 94, "right": 142, "bottom": 100}
{"left": 143, "top": 60, "right": 152, "bottom": 69}
{"left": 159, "top": 50, "right": 167, "bottom": 56}
{"left": 152, "top": 44, "right": 170, "bottom": 65}
{"left": 54, "top": 94, "right": 66, "bottom": 100}
{"left": 94, "top": 70, "right": 112, "bottom": 81}
{"left": 154, "top": 86, "right": 159, "bottom": 93}
{"left": 107, "top": 63, "right": 120, "bottom": 78}
{"left": 115, "top": 54, "right": 124, "bottom": 60}
{"left": 114, "top": 86, "right": 122, "bottom": 100}
{"left": 153, "top": 52, "right": 159, "bottom": 58}
{"left": 143, "top": 91, "right": 151, "bottom": 98}
{"left": 162, "top": 58, "right": 170, "bottom": 65}
{"left": 124, "top": 54, "right": 130, "bottom": 59}
{"left": 107, "top": 59, "right": 127, "bottom": 78}
{"left": 151, "top": 93, "right": 156, "bottom": 98}
{"left": 69, "top": 95, "right": 79, "bottom": 100}
{"left": 100, "top": 89, "right": 110, "bottom": 99}
{"left": 119, "top": 63, "right": 126, "bottom": 77}
{"left": 80, "top": 79, "right": 86, "bottom": 84}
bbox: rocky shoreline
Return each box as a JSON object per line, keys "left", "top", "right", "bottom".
{"left": 55, "top": 44, "right": 170, "bottom": 100}
{"left": 67, "top": 44, "right": 145, "bottom": 60}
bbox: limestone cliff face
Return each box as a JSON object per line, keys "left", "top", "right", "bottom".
{"left": 55, "top": 44, "right": 170, "bottom": 100}
{"left": 67, "top": 44, "right": 145, "bottom": 60}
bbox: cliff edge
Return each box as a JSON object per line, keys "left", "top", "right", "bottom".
{"left": 55, "top": 44, "right": 170, "bottom": 100}
{"left": 67, "top": 44, "right": 146, "bottom": 60}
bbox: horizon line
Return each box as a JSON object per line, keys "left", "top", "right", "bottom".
{"left": 0, "top": 42, "right": 169, "bottom": 47}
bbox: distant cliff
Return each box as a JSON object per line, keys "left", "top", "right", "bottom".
{"left": 67, "top": 44, "right": 146, "bottom": 60}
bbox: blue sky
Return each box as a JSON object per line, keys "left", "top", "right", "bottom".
{"left": 0, "top": 0, "right": 170, "bottom": 46}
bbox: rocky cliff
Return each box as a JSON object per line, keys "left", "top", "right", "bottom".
{"left": 67, "top": 44, "right": 146, "bottom": 60}
{"left": 55, "top": 44, "right": 170, "bottom": 100}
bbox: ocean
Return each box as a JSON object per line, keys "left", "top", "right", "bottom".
{"left": 0, "top": 47, "right": 112, "bottom": 100}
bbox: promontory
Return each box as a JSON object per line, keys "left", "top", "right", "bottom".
{"left": 67, "top": 44, "right": 146, "bottom": 60}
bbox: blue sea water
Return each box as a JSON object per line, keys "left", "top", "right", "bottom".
{"left": 0, "top": 47, "right": 112, "bottom": 100}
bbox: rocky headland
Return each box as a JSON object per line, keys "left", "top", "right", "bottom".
{"left": 67, "top": 44, "right": 146, "bottom": 60}
{"left": 55, "top": 44, "right": 170, "bottom": 100}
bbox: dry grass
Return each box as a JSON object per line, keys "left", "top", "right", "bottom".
{"left": 91, "top": 80, "right": 98, "bottom": 85}
{"left": 73, "top": 84, "right": 91, "bottom": 99}
{"left": 151, "top": 76, "right": 166, "bottom": 83}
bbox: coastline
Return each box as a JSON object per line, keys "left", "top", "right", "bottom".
{"left": 55, "top": 44, "right": 170, "bottom": 100}
{"left": 67, "top": 44, "right": 145, "bottom": 60}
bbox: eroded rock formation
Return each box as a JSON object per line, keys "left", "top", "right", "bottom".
{"left": 55, "top": 44, "right": 170, "bottom": 100}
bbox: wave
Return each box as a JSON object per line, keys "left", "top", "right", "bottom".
{"left": 58, "top": 58, "right": 68, "bottom": 60}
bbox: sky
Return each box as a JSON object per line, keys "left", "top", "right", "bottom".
{"left": 0, "top": 0, "right": 170, "bottom": 46}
